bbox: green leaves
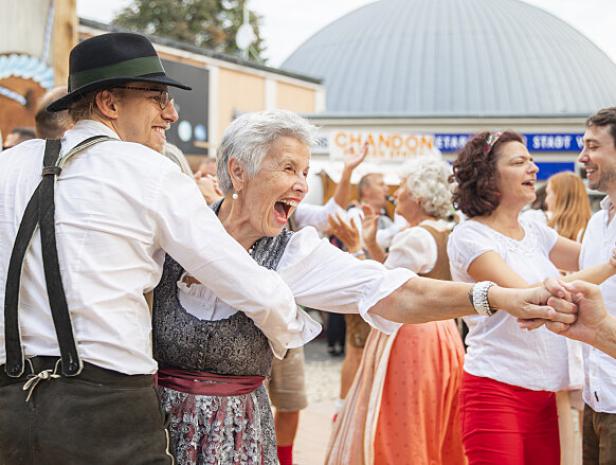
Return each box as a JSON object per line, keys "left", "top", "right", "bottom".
{"left": 112, "top": 0, "right": 266, "bottom": 62}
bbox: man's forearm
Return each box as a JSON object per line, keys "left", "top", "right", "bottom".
{"left": 594, "top": 315, "right": 616, "bottom": 359}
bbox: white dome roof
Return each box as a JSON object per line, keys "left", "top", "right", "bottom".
{"left": 282, "top": 0, "right": 616, "bottom": 116}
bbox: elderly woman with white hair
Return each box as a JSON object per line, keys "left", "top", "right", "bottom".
{"left": 326, "top": 156, "right": 466, "bottom": 465}
{"left": 152, "top": 111, "right": 575, "bottom": 465}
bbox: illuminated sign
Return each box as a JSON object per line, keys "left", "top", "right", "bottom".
{"left": 329, "top": 130, "right": 437, "bottom": 161}
{"left": 326, "top": 131, "right": 584, "bottom": 158}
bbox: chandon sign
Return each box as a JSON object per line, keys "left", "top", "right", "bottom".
{"left": 329, "top": 130, "right": 437, "bottom": 161}
{"left": 326, "top": 131, "right": 585, "bottom": 159}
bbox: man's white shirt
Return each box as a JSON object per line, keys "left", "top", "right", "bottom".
{"left": 580, "top": 196, "right": 616, "bottom": 413}
{"left": 0, "top": 120, "right": 312, "bottom": 375}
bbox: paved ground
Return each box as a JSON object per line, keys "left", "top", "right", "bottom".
{"left": 292, "top": 337, "right": 343, "bottom": 465}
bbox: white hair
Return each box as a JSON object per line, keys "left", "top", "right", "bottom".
{"left": 216, "top": 110, "right": 318, "bottom": 194}
{"left": 401, "top": 156, "right": 453, "bottom": 219}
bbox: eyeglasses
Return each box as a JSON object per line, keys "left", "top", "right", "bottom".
{"left": 114, "top": 86, "right": 172, "bottom": 110}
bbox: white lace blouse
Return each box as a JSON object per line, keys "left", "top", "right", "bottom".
{"left": 447, "top": 218, "right": 575, "bottom": 392}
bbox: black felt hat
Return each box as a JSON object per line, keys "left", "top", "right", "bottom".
{"left": 48, "top": 32, "right": 191, "bottom": 112}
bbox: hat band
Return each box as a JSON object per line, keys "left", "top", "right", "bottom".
{"left": 70, "top": 56, "right": 166, "bottom": 91}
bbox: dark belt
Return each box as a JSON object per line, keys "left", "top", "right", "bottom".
{"left": 0, "top": 356, "right": 154, "bottom": 398}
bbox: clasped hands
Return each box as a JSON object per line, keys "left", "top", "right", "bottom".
{"left": 518, "top": 278, "right": 608, "bottom": 347}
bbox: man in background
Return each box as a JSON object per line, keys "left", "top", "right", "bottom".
{"left": 35, "top": 86, "right": 74, "bottom": 139}
{"left": 3, "top": 127, "right": 35, "bottom": 149}
{"left": 576, "top": 107, "right": 616, "bottom": 465}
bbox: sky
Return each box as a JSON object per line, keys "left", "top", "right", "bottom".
{"left": 77, "top": 0, "right": 616, "bottom": 67}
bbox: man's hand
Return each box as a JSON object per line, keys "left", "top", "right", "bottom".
{"left": 543, "top": 280, "right": 608, "bottom": 345}
{"left": 517, "top": 277, "right": 573, "bottom": 331}
{"left": 327, "top": 213, "right": 361, "bottom": 254}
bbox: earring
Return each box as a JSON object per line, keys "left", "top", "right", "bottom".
{"left": 232, "top": 192, "right": 239, "bottom": 200}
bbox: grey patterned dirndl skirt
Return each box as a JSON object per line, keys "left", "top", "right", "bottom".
{"left": 159, "top": 384, "right": 278, "bottom": 465}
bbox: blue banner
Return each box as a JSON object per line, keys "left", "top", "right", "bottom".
{"left": 434, "top": 133, "right": 584, "bottom": 153}
{"left": 526, "top": 133, "right": 583, "bottom": 152}
{"left": 434, "top": 134, "right": 472, "bottom": 153}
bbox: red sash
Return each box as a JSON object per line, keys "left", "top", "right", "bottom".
{"left": 157, "top": 368, "right": 264, "bottom": 396}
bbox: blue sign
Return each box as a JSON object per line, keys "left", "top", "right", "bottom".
{"left": 434, "top": 134, "right": 471, "bottom": 153}
{"left": 526, "top": 133, "right": 583, "bottom": 152}
{"left": 535, "top": 162, "right": 575, "bottom": 180}
{"left": 434, "top": 133, "right": 584, "bottom": 153}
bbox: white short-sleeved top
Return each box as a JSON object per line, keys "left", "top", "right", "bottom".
{"left": 448, "top": 218, "right": 573, "bottom": 392}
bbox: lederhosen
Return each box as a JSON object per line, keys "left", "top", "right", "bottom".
{"left": 0, "top": 138, "right": 174, "bottom": 465}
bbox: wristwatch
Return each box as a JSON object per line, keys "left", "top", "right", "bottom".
{"left": 469, "top": 281, "right": 497, "bottom": 316}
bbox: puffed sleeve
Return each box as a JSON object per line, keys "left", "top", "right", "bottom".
{"left": 385, "top": 227, "right": 437, "bottom": 273}
{"left": 277, "top": 227, "right": 415, "bottom": 334}
{"left": 447, "top": 221, "right": 499, "bottom": 278}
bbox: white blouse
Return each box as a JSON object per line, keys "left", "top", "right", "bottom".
{"left": 179, "top": 227, "right": 414, "bottom": 358}
{"left": 447, "top": 218, "right": 574, "bottom": 392}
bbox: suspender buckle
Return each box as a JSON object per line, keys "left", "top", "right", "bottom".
{"left": 41, "top": 166, "right": 62, "bottom": 176}
{"left": 4, "top": 358, "right": 25, "bottom": 378}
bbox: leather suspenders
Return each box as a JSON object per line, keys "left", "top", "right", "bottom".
{"left": 4, "top": 136, "right": 114, "bottom": 378}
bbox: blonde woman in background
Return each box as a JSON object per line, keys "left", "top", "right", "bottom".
{"left": 546, "top": 171, "right": 592, "bottom": 242}
{"left": 545, "top": 171, "right": 593, "bottom": 465}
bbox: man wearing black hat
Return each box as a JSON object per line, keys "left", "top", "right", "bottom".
{"left": 0, "top": 33, "right": 309, "bottom": 465}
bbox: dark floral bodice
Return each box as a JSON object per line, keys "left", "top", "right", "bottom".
{"left": 152, "top": 204, "right": 292, "bottom": 377}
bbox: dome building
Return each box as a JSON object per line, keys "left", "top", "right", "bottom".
{"left": 282, "top": 0, "right": 616, "bottom": 185}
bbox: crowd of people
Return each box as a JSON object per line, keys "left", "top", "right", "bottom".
{"left": 1, "top": 31, "right": 616, "bottom": 465}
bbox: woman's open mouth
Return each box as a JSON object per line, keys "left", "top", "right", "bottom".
{"left": 273, "top": 199, "right": 298, "bottom": 224}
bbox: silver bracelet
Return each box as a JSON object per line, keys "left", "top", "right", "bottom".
{"left": 351, "top": 249, "right": 365, "bottom": 258}
{"left": 470, "top": 281, "right": 497, "bottom": 316}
